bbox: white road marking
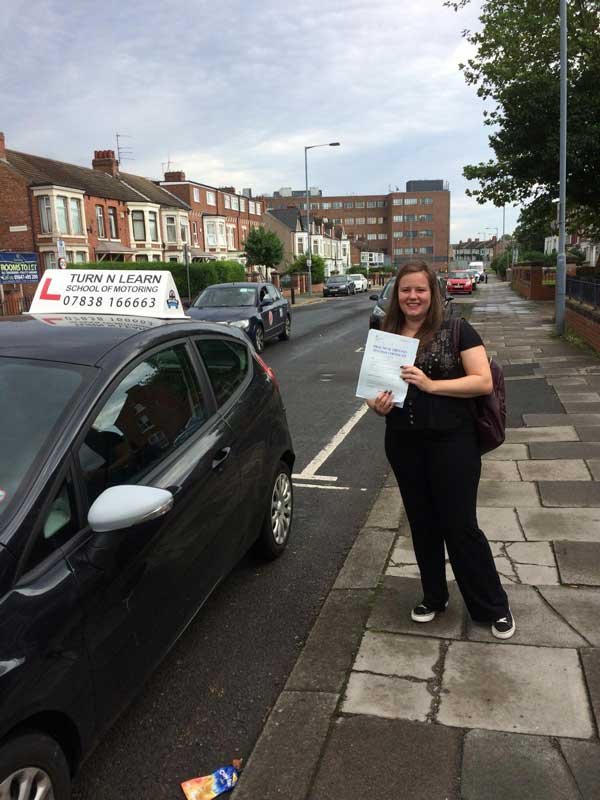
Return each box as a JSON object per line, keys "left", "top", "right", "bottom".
{"left": 295, "top": 404, "right": 369, "bottom": 479}
{"left": 355, "top": 347, "right": 364, "bottom": 353}
{"left": 292, "top": 474, "right": 338, "bottom": 482}
{"left": 294, "top": 483, "right": 350, "bottom": 491}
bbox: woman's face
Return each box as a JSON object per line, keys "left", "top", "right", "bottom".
{"left": 397, "top": 271, "right": 431, "bottom": 323}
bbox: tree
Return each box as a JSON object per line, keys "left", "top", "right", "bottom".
{"left": 513, "top": 197, "right": 555, "bottom": 252}
{"left": 244, "top": 226, "right": 284, "bottom": 271}
{"left": 289, "top": 253, "right": 325, "bottom": 285}
{"left": 446, "top": 0, "right": 600, "bottom": 237}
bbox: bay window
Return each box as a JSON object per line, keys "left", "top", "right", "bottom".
{"left": 132, "top": 210, "right": 146, "bottom": 241}
{"left": 56, "top": 197, "right": 69, "bottom": 234}
{"left": 148, "top": 211, "right": 158, "bottom": 242}
{"left": 38, "top": 196, "right": 52, "bottom": 233}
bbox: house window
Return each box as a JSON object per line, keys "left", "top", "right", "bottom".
{"left": 70, "top": 198, "right": 84, "bottom": 234}
{"left": 96, "top": 206, "right": 106, "bottom": 238}
{"left": 108, "top": 207, "right": 118, "bottom": 238}
{"left": 218, "top": 222, "right": 226, "bottom": 246}
{"left": 297, "top": 238, "right": 304, "bottom": 254}
{"left": 193, "top": 187, "right": 200, "bottom": 202}
{"left": 148, "top": 211, "right": 158, "bottom": 242}
{"left": 312, "top": 240, "right": 319, "bottom": 255}
{"left": 38, "top": 196, "right": 52, "bottom": 233}
{"left": 249, "top": 201, "right": 256, "bottom": 214}
{"left": 231, "top": 196, "right": 239, "bottom": 211}
{"left": 206, "top": 191, "right": 216, "bottom": 205}
{"left": 192, "top": 221, "right": 198, "bottom": 244}
{"left": 152, "top": 254, "right": 161, "bottom": 261}
{"left": 206, "top": 221, "right": 217, "bottom": 247}
{"left": 180, "top": 219, "right": 188, "bottom": 242}
{"left": 367, "top": 217, "right": 377, "bottom": 224}
{"left": 44, "top": 251, "right": 56, "bottom": 269}
{"left": 224, "top": 195, "right": 231, "bottom": 209}
{"left": 227, "top": 226, "right": 235, "bottom": 249}
{"left": 240, "top": 198, "right": 246, "bottom": 212}
{"left": 135, "top": 254, "right": 149, "bottom": 262}
{"left": 165, "top": 215, "right": 177, "bottom": 242}
{"left": 68, "top": 250, "right": 86, "bottom": 263}
{"left": 132, "top": 210, "right": 146, "bottom": 241}
{"left": 56, "top": 197, "right": 69, "bottom": 234}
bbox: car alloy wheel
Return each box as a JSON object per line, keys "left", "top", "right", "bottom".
{"left": 0, "top": 766, "right": 55, "bottom": 800}
{"left": 256, "top": 461, "right": 293, "bottom": 559}
{"left": 254, "top": 325, "right": 265, "bottom": 353}
{"left": 279, "top": 316, "right": 291, "bottom": 341}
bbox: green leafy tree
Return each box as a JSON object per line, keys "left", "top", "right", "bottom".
{"left": 446, "top": 0, "right": 600, "bottom": 236}
{"left": 244, "top": 226, "right": 284, "bottom": 271}
{"left": 289, "top": 253, "right": 325, "bottom": 285}
{"left": 513, "top": 197, "right": 555, "bottom": 253}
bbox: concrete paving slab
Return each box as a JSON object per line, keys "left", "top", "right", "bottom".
{"left": 482, "top": 443, "right": 529, "bottom": 460}
{"left": 546, "top": 377, "right": 588, "bottom": 386}
{"left": 309, "top": 717, "right": 462, "bottom": 800}
{"left": 365, "top": 486, "right": 402, "bottom": 529}
{"left": 342, "top": 671, "right": 432, "bottom": 721}
{"left": 478, "top": 480, "right": 540, "bottom": 507}
{"left": 478, "top": 507, "right": 524, "bottom": 540}
{"left": 505, "top": 426, "right": 579, "bottom": 443}
{"left": 514, "top": 563, "right": 559, "bottom": 584}
{"left": 559, "top": 739, "right": 600, "bottom": 800}
{"left": 554, "top": 541, "right": 600, "bottom": 586}
{"left": 580, "top": 648, "right": 600, "bottom": 733}
{"left": 555, "top": 392, "right": 600, "bottom": 402}
{"left": 438, "top": 641, "right": 594, "bottom": 737}
{"left": 368, "top": 576, "right": 466, "bottom": 640}
{"left": 465, "top": 584, "right": 587, "bottom": 647}
{"left": 505, "top": 380, "right": 564, "bottom": 427}
{"left": 538, "top": 480, "right": 600, "bottom": 507}
{"left": 563, "top": 402, "right": 600, "bottom": 414}
{"left": 525, "top": 413, "right": 600, "bottom": 426}
{"left": 481, "top": 460, "right": 520, "bottom": 481}
{"left": 462, "top": 730, "right": 581, "bottom": 800}
{"left": 540, "top": 586, "right": 600, "bottom": 645}
{"left": 353, "top": 631, "right": 440, "bottom": 679}
{"left": 533, "top": 368, "right": 584, "bottom": 376}
{"left": 519, "top": 507, "right": 600, "bottom": 542}
{"left": 232, "top": 691, "right": 338, "bottom": 800}
{"left": 529, "top": 441, "right": 600, "bottom": 459}
{"left": 508, "top": 541, "right": 556, "bottom": 567}
{"left": 588, "top": 459, "right": 600, "bottom": 480}
{"left": 518, "top": 459, "right": 591, "bottom": 481}
{"left": 334, "top": 527, "right": 396, "bottom": 589}
{"left": 286, "top": 589, "right": 373, "bottom": 693}
{"left": 576, "top": 426, "right": 600, "bottom": 442}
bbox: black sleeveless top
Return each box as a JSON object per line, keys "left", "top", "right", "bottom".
{"left": 385, "top": 318, "right": 483, "bottom": 432}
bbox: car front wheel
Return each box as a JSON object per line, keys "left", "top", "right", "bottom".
{"left": 279, "top": 316, "right": 291, "bottom": 341}
{"left": 0, "top": 733, "right": 71, "bottom": 800}
{"left": 256, "top": 461, "right": 293, "bottom": 560}
{"left": 253, "top": 324, "right": 265, "bottom": 353}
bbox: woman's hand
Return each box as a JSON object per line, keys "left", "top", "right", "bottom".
{"left": 400, "top": 365, "right": 435, "bottom": 394}
{"left": 367, "top": 390, "right": 395, "bottom": 416}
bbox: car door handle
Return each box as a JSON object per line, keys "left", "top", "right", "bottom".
{"left": 212, "top": 447, "right": 231, "bottom": 470}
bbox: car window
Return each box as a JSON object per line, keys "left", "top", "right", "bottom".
{"left": 196, "top": 338, "right": 249, "bottom": 407}
{"left": 25, "top": 478, "right": 78, "bottom": 571}
{"left": 194, "top": 286, "right": 257, "bottom": 307}
{"left": 266, "top": 284, "right": 280, "bottom": 302}
{"left": 78, "top": 344, "right": 208, "bottom": 506}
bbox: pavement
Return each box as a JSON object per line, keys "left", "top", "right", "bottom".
{"left": 233, "top": 275, "right": 600, "bottom": 800}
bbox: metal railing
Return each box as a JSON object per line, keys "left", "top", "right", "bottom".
{"left": 0, "top": 292, "right": 33, "bottom": 316}
{"left": 566, "top": 277, "right": 600, "bottom": 309}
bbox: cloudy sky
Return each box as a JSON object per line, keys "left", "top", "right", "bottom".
{"left": 1, "top": 0, "right": 516, "bottom": 241}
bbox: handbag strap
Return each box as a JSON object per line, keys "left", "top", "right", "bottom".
{"left": 451, "top": 315, "right": 461, "bottom": 356}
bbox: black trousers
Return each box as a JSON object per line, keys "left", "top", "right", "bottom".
{"left": 385, "top": 425, "right": 509, "bottom": 622}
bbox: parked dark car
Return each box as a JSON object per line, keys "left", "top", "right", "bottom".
{"left": 188, "top": 282, "right": 291, "bottom": 353}
{"left": 323, "top": 275, "right": 356, "bottom": 297}
{"left": 0, "top": 314, "right": 294, "bottom": 799}
{"left": 369, "top": 274, "right": 452, "bottom": 329}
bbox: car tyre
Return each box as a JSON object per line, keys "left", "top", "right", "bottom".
{"left": 0, "top": 733, "right": 71, "bottom": 800}
{"left": 279, "top": 316, "right": 291, "bottom": 341}
{"left": 256, "top": 461, "right": 293, "bottom": 560}
{"left": 253, "top": 324, "right": 265, "bottom": 353}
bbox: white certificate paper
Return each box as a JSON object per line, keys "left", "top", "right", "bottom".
{"left": 356, "top": 329, "right": 419, "bottom": 408}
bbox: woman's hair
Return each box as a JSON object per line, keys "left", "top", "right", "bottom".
{"left": 383, "top": 261, "right": 444, "bottom": 348}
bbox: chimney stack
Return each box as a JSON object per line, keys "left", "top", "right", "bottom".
{"left": 0, "top": 132, "right": 6, "bottom": 161}
{"left": 164, "top": 170, "right": 186, "bottom": 182}
{"left": 92, "top": 149, "right": 119, "bottom": 177}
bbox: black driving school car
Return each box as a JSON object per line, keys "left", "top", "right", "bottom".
{"left": 0, "top": 305, "right": 294, "bottom": 799}
{"left": 188, "top": 281, "right": 291, "bottom": 353}
{"left": 322, "top": 275, "right": 357, "bottom": 297}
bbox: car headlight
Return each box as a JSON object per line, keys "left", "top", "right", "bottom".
{"left": 373, "top": 305, "right": 386, "bottom": 317}
{"left": 229, "top": 319, "right": 250, "bottom": 330}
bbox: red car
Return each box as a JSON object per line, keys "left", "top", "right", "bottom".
{"left": 447, "top": 271, "right": 473, "bottom": 294}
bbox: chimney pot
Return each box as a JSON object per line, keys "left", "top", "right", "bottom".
{"left": 92, "top": 149, "right": 119, "bottom": 177}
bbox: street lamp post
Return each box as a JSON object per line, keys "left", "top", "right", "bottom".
{"left": 305, "top": 142, "right": 340, "bottom": 294}
{"left": 556, "top": 0, "right": 568, "bottom": 334}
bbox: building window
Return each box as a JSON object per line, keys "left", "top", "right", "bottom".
{"left": 70, "top": 198, "right": 84, "bottom": 234}
{"left": 68, "top": 250, "right": 86, "bottom": 263}
{"left": 240, "top": 198, "right": 246, "bottom": 212}
{"left": 193, "top": 187, "right": 200, "bottom": 202}
{"left": 378, "top": 217, "right": 384, "bottom": 224}
{"left": 405, "top": 214, "right": 416, "bottom": 222}
{"left": 206, "top": 221, "right": 217, "bottom": 247}
{"left": 226, "top": 226, "right": 235, "bottom": 249}
{"left": 44, "top": 251, "right": 56, "bottom": 269}
{"left": 38, "top": 196, "right": 52, "bottom": 233}
{"left": 393, "top": 215, "right": 403, "bottom": 223}
{"left": 332, "top": 202, "right": 343, "bottom": 209}
{"left": 249, "top": 201, "right": 256, "bottom": 214}
{"left": 255, "top": 202, "right": 261, "bottom": 215}
{"left": 393, "top": 231, "right": 402, "bottom": 239}
{"left": 405, "top": 198, "right": 417, "bottom": 206}
{"left": 231, "top": 196, "right": 239, "bottom": 211}
{"left": 367, "top": 217, "right": 377, "bottom": 224}
{"left": 297, "top": 238, "right": 304, "bottom": 254}
{"left": 345, "top": 218, "right": 354, "bottom": 225}
{"left": 207, "top": 191, "right": 216, "bottom": 206}
{"left": 393, "top": 198, "right": 403, "bottom": 205}
{"left": 355, "top": 218, "right": 365, "bottom": 225}
{"left": 152, "top": 254, "right": 161, "bottom": 261}
{"left": 377, "top": 201, "right": 385, "bottom": 207}
{"left": 192, "top": 221, "right": 198, "bottom": 244}
{"left": 312, "top": 240, "right": 319, "bottom": 255}
{"left": 148, "top": 211, "right": 158, "bottom": 242}
{"left": 421, "top": 198, "right": 433, "bottom": 205}
{"left": 224, "top": 195, "right": 231, "bottom": 209}
{"left": 135, "top": 254, "right": 149, "bottom": 262}
{"left": 366, "top": 201, "right": 377, "bottom": 208}
{"left": 310, "top": 202, "right": 319, "bottom": 210}
{"left": 132, "top": 210, "right": 146, "bottom": 241}
{"left": 165, "top": 216, "right": 177, "bottom": 243}
{"left": 180, "top": 219, "right": 188, "bottom": 243}
{"left": 418, "top": 229, "right": 433, "bottom": 238}
{"left": 343, "top": 201, "right": 353, "bottom": 208}
{"left": 321, "top": 202, "right": 331, "bottom": 209}
{"left": 96, "top": 205, "right": 106, "bottom": 238}
{"left": 108, "top": 207, "right": 118, "bottom": 238}
{"left": 378, "top": 233, "right": 387, "bottom": 240}
{"left": 218, "top": 222, "right": 226, "bottom": 246}
{"left": 406, "top": 230, "right": 417, "bottom": 238}
{"left": 418, "top": 214, "right": 433, "bottom": 222}
{"left": 367, "top": 233, "right": 377, "bottom": 240}
{"left": 355, "top": 201, "right": 365, "bottom": 208}
{"left": 56, "top": 197, "right": 69, "bottom": 234}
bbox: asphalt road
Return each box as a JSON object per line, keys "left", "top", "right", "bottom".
{"left": 72, "top": 292, "right": 391, "bottom": 799}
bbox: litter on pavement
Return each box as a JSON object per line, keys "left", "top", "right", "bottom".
{"left": 180, "top": 760, "right": 242, "bottom": 800}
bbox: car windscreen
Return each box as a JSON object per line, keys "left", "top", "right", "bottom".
{"left": 194, "top": 286, "right": 257, "bottom": 308}
{"left": 450, "top": 272, "right": 469, "bottom": 279}
{"left": 327, "top": 276, "right": 347, "bottom": 283}
{"left": 0, "top": 357, "right": 87, "bottom": 522}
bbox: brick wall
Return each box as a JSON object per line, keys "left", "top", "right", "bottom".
{"left": 566, "top": 302, "right": 600, "bottom": 353}
{"left": 0, "top": 164, "right": 35, "bottom": 251}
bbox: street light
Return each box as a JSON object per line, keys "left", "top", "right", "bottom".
{"left": 305, "top": 142, "right": 340, "bottom": 294}
{"left": 556, "top": 0, "right": 568, "bottom": 334}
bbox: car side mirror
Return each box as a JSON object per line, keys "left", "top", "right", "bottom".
{"left": 88, "top": 485, "right": 174, "bottom": 532}
{"left": 369, "top": 293, "right": 379, "bottom": 301}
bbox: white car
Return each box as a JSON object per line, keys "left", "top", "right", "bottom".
{"left": 347, "top": 273, "right": 368, "bottom": 292}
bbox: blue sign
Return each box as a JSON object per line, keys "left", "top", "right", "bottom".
{"left": 0, "top": 252, "right": 39, "bottom": 284}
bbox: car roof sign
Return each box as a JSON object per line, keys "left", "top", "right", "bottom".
{"left": 29, "top": 269, "right": 187, "bottom": 319}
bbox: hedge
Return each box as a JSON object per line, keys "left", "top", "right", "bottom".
{"left": 68, "top": 260, "right": 246, "bottom": 300}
